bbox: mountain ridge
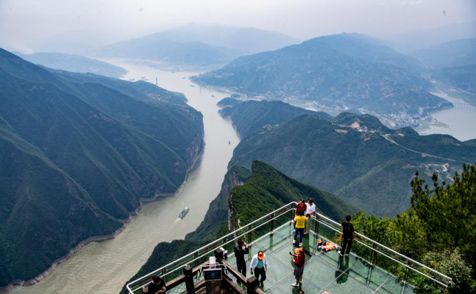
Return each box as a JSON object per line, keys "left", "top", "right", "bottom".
{"left": 0, "top": 48, "right": 204, "bottom": 290}
{"left": 191, "top": 33, "right": 451, "bottom": 127}
{"left": 226, "top": 106, "right": 475, "bottom": 216}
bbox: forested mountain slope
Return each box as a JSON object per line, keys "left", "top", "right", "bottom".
{"left": 228, "top": 112, "right": 476, "bottom": 216}
{"left": 219, "top": 100, "right": 331, "bottom": 138}
{"left": 0, "top": 48, "right": 203, "bottom": 290}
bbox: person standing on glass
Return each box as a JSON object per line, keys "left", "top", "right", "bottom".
{"left": 295, "top": 199, "right": 307, "bottom": 218}
{"left": 291, "top": 247, "right": 306, "bottom": 287}
{"left": 234, "top": 239, "right": 249, "bottom": 277}
{"left": 250, "top": 251, "right": 267, "bottom": 288}
{"left": 304, "top": 198, "right": 316, "bottom": 236}
{"left": 339, "top": 215, "right": 355, "bottom": 257}
{"left": 293, "top": 210, "right": 307, "bottom": 247}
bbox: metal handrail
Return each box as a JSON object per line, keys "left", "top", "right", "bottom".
{"left": 316, "top": 211, "right": 451, "bottom": 281}
{"left": 126, "top": 202, "right": 294, "bottom": 293}
{"left": 311, "top": 208, "right": 452, "bottom": 286}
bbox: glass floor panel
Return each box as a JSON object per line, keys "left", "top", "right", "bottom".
{"left": 226, "top": 222, "right": 410, "bottom": 294}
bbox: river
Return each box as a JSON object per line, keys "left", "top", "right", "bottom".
{"left": 416, "top": 90, "right": 476, "bottom": 141}
{"left": 10, "top": 62, "right": 240, "bottom": 294}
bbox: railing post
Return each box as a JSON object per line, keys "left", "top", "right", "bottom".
{"left": 183, "top": 265, "right": 195, "bottom": 294}
{"left": 314, "top": 215, "right": 319, "bottom": 236}
{"left": 247, "top": 224, "right": 253, "bottom": 244}
{"left": 270, "top": 212, "right": 275, "bottom": 235}
{"left": 161, "top": 268, "right": 167, "bottom": 282}
{"left": 246, "top": 276, "right": 259, "bottom": 294}
{"left": 290, "top": 203, "right": 295, "bottom": 222}
{"left": 369, "top": 243, "right": 377, "bottom": 267}
{"left": 194, "top": 251, "right": 199, "bottom": 268}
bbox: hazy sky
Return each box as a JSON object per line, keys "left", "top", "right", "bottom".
{"left": 0, "top": 0, "right": 475, "bottom": 52}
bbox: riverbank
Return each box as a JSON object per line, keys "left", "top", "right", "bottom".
{"left": 2, "top": 136, "right": 205, "bottom": 293}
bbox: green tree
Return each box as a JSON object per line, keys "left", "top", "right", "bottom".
{"left": 416, "top": 249, "right": 475, "bottom": 294}
{"left": 411, "top": 163, "right": 476, "bottom": 289}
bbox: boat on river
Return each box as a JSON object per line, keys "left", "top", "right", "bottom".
{"left": 179, "top": 207, "right": 190, "bottom": 219}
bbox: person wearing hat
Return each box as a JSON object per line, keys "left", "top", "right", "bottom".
{"left": 250, "top": 251, "right": 267, "bottom": 287}
{"left": 290, "top": 248, "right": 306, "bottom": 287}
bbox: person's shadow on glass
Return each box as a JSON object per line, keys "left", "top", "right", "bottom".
{"left": 336, "top": 256, "right": 350, "bottom": 284}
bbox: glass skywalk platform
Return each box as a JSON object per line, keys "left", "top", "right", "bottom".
{"left": 225, "top": 224, "right": 414, "bottom": 294}
{"left": 126, "top": 203, "right": 451, "bottom": 294}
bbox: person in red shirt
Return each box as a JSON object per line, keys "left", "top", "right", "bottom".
{"left": 290, "top": 247, "right": 306, "bottom": 287}
{"left": 295, "top": 199, "right": 307, "bottom": 217}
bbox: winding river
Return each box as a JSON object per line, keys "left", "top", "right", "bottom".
{"left": 10, "top": 62, "right": 240, "bottom": 294}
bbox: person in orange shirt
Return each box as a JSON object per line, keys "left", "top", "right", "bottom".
{"left": 293, "top": 210, "right": 307, "bottom": 247}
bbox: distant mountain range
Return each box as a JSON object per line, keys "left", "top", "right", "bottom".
{"left": 384, "top": 20, "right": 476, "bottom": 52}
{"left": 431, "top": 64, "right": 476, "bottom": 106}
{"left": 412, "top": 38, "right": 476, "bottom": 68}
{"left": 224, "top": 101, "right": 476, "bottom": 216}
{"left": 15, "top": 52, "right": 127, "bottom": 77}
{"left": 0, "top": 48, "right": 203, "bottom": 290}
{"left": 410, "top": 38, "right": 476, "bottom": 106}
{"left": 93, "top": 25, "right": 298, "bottom": 68}
{"left": 192, "top": 33, "right": 452, "bottom": 127}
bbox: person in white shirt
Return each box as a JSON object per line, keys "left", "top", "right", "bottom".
{"left": 304, "top": 198, "right": 316, "bottom": 235}
{"left": 250, "top": 251, "right": 267, "bottom": 287}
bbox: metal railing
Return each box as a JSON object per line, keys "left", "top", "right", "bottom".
{"left": 125, "top": 202, "right": 294, "bottom": 293}
{"left": 309, "top": 209, "right": 452, "bottom": 288}
{"left": 125, "top": 201, "right": 452, "bottom": 293}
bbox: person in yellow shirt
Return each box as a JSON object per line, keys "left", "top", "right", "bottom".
{"left": 293, "top": 210, "right": 307, "bottom": 247}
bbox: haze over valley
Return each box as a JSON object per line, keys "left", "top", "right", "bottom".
{"left": 1, "top": 0, "right": 476, "bottom": 293}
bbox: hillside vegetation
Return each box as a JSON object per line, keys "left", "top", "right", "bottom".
{"left": 228, "top": 110, "right": 476, "bottom": 216}
{"left": 0, "top": 48, "right": 203, "bottom": 289}
{"left": 353, "top": 164, "right": 476, "bottom": 293}
{"left": 219, "top": 100, "right": 331, "bottom": 138}
{"left": 229, "top": 161, "right": 357, "bottom": 228}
